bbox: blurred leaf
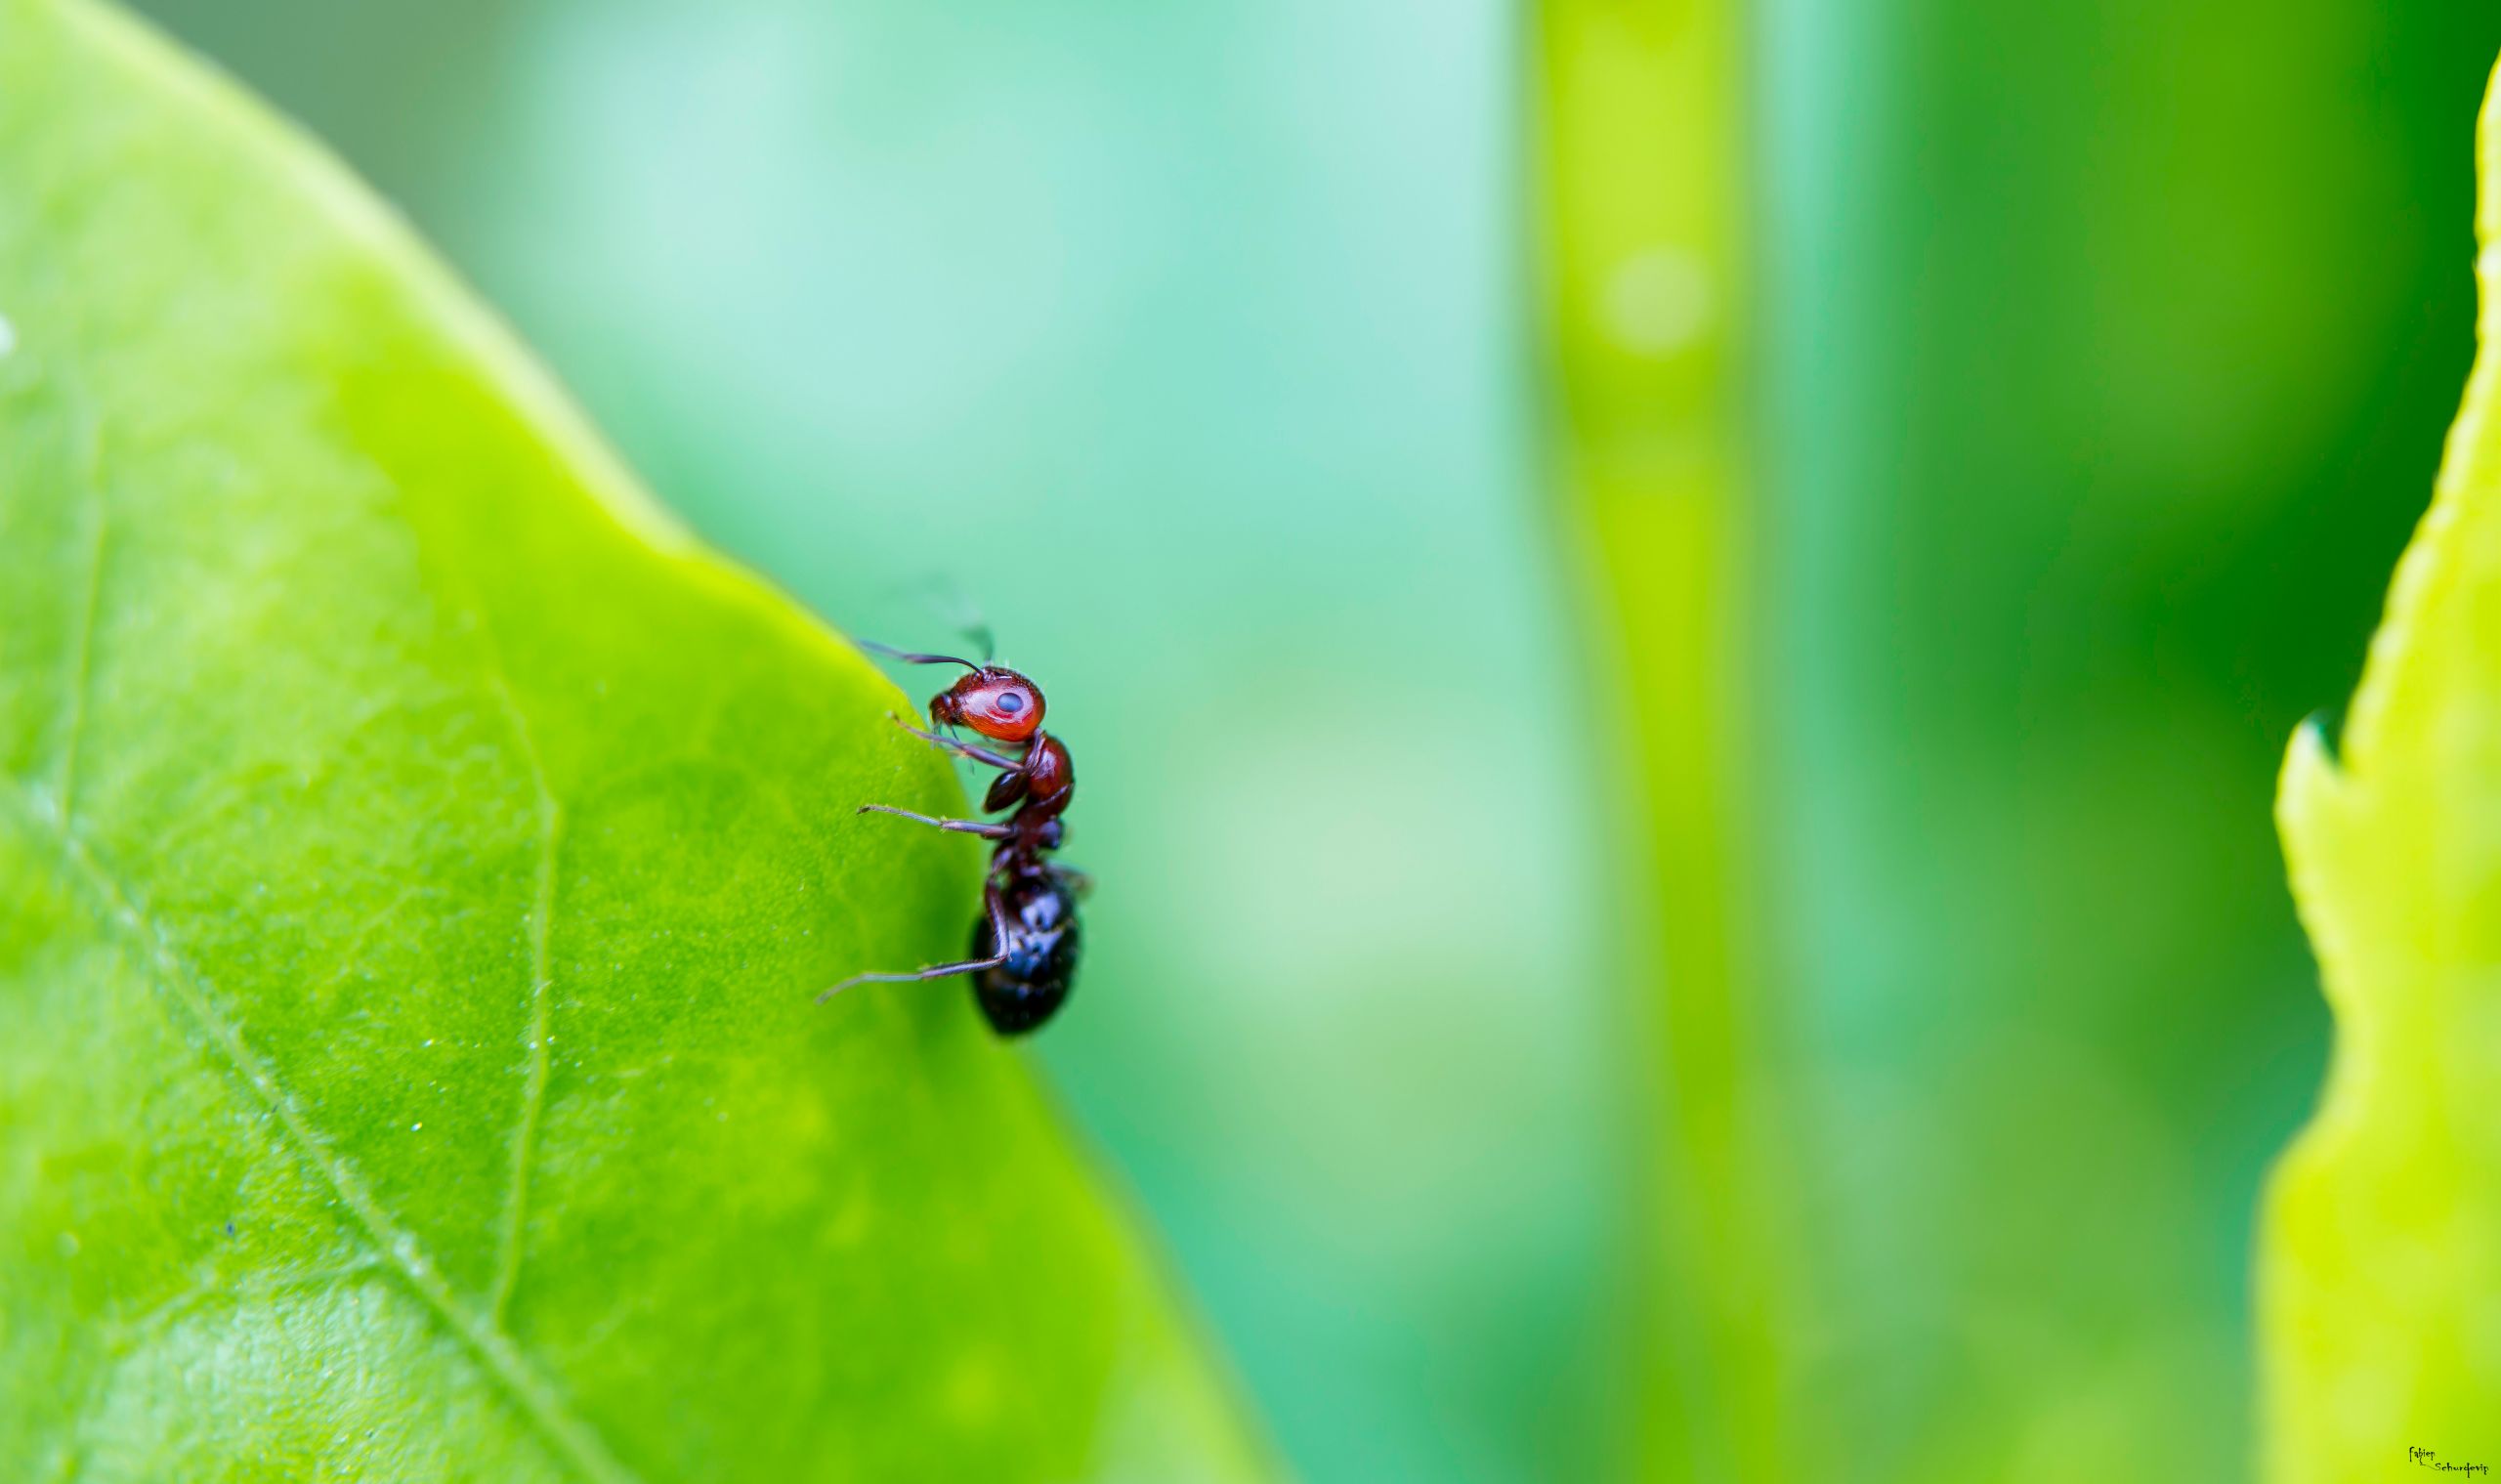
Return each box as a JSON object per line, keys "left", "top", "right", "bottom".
{"left": 0, "top": 1, "right": 1262, "bottom": 1479}
{"left": 1537, "top": 1, "right": 1796, "bottom": 1478}
{"left": 2267, "top": 50, "right": 2501, "bottom": 1484}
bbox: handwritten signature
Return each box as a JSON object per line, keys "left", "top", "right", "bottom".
{"left": 2414, "top": 1446, "right": 2492, "bottom": 1476}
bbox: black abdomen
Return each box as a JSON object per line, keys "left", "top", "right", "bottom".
{"left": 969, "top": 873, "right": 1081, "bottom": 1036}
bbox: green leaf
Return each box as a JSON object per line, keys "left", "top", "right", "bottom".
{"left": 2266, "top": 51, "right": 2501, "bottom": 1484}
{"left": 0, "top": 1, "right": 1263, "bottom": 1478}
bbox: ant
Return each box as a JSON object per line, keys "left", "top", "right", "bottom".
{"left": 820, "top": 643, "right": 1085, "bottom": 1036}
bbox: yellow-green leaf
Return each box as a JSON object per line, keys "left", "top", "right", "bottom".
{"left": 0, "top": 0, "right": 1261, "bottom": 1477}
{"left": 2267, "top": 48, "right": 2501, "bottom": 1484}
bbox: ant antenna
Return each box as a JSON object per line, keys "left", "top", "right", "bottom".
{"left": 856, "top": 638, "right": 982, "bottom": 670}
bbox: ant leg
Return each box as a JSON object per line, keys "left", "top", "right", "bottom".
{"left": 887, "top": 714, "right": 1022, "bottom": 771}
{"left": 857, "top": 803, "right": 1010, "bottom": 838}
{"left": 977, "top": 878, "right": 1014, "bottom": 951}
{"left": 817, "top": 954, "right": 1006, "bottom": 1003}
{"left": 815, "top": 880, "right": 1013, "bottom": 1003}
{"left": 1052, "top": 866, "right": 1095, "bottom": 900}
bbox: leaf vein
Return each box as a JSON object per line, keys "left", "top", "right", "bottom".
{"left": 0, "top": 785, "right": 638, "bottom": 1484}
{"left": 480, "top": 644, "right": 563, "bottom": 1329}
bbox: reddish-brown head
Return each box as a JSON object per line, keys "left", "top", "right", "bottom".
{"left": 931, "top": 666, "right": 1045, "bottom": 744}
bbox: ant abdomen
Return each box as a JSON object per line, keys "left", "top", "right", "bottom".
{"left": 970, "top": 872, "right": 1081, "bottom": 1036}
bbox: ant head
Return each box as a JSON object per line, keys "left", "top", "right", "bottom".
{"left": 932, "top": 666, "right": 1045, "bottom": 743}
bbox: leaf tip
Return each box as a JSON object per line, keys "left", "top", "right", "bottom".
{"left": 2278, "top": 713, "right": 2344, "bottom": 839}
{"left": 2481, "top": 48, "right": 2501, "bottom": 251}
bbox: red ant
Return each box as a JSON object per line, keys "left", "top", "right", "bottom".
{"left": 820, "top": 643, "right": 1084, "bottom": 1035}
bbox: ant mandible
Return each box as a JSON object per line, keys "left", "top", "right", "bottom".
{"left": 819, "top": 642, "right": 1085, "bottom": 1035}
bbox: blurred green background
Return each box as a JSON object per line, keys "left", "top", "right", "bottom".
{"left": 124, "top": 0, "right": 2501, "bottom": 1478}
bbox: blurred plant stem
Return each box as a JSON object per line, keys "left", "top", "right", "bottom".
{"left": 1537, "top": 1, "right": 1796, "bottom": 1477}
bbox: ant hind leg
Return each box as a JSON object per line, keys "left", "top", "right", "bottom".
{"left": 818, "top": 954, "right": 1006, "bottom": 1003}
{"left": 817, "top": 880, "right": 1012, "bottom": 1005}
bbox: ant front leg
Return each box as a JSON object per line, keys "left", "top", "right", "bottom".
{"left": 887, "top": 714, "right": 1024, "bottom": 772}
{"left": 857, "top": 803, "right": 1011, "bottom": 838}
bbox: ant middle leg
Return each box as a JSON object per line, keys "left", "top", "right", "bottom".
{"left": 857, "top": 803, "right": 1010, "bottom": 838}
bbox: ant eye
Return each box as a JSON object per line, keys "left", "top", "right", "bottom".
{"left": 997, "top": 692, "right": 1025, "bottom": 715}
